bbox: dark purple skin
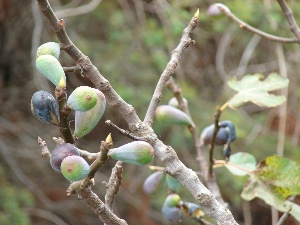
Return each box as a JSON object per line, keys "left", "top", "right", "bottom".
{"left": 50, "top": 143, "right": 80, "bottom": 172}
{"left": 31, "top": 90, "right": 59, "bottom": 125}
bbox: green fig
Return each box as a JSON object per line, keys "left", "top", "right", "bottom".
{"left": 31, "top": 90, "right": 59, "bottom": 125}
{"left": 61, "top": 155, "right": 90, "bottom": 181}
{"left": 67, "top": 86, "right": 98, "bottom": 112}
{"left": 36, "top": 42, "right": 60, "bottom": 59}
{"left": 164, "top": 194, "right": 181, "bottom": 207}
{"left": 168, "top": 97, "right": 188, "bottom": 108}
{"left": 74, "top": 89, "right": 106, "bottom": 138}
{"left": 155, "top": 105, "right": 192, "bottom": 126}
{"left": 36, "top": 55, "right": 66, "bottom": 87}
{"left": 107, "top": 141, "right": 154, "bottom": 166}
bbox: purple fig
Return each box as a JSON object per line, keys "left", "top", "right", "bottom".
{"left": 155, "top": 105, "right": 192, "bottom": 126}
{"left": 31, "top": 90, "right": 59, "bottom": 125}
{"left": 143, "top": 171, "right": 164, "bottom": 195}
{"left": 50, "top": 143, "right": 80, "bottom": 172}
{"left": 61, "top": 155, "right": 90, "bottom": 181}
{"left": 107, "top": 141, "right": 154, "bottom": 166}
{"left": 74, "top": 89, "right": 106, "bottom": 138}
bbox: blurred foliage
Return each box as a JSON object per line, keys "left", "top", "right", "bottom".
{"left": 2, "top": 0, "right": 300, "bottom": 224}
{"left": 0, "top": 166, "right": 34, "bottom": 225}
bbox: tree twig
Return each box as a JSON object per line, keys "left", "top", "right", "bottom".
{"left": 277, "top": 0, "right": 300, "bottom": 40}
{"left": 38, "top": 136, "right": 51, "bottom": 159}
{"left": 63, "top": 65, "right": 80, "bottom": 72}
{"left": 143, "top": 10, "right": 199, "bottom": 126}
{"left": 105, "top": 161, "right": 124, "bottom": 210}
{"left": 217, "top": 4, "right": 300, "bottom": 43}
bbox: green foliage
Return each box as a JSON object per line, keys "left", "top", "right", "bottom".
{"left": 254, "top": 155, "right": 300, "bottom": 199}
{"left": 225, "top": 152, "right": 257, "bottom": 176}
{"left": 166, "top": 174, "right": 181, "bottom": 193}
{"left": 0, "top": 167, "right": 34, "bottom": 225}
{"left": 227, "top": 73, "right": 289, "bottom": 108}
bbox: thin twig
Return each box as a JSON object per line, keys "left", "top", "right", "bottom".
{"left": 143, "top": 11, "right": 199, "bottom": 126}
{"left": 105, "top": 120, "right": 145, "bottom": 141}
{"left": 217, "top": 4, "right": 299, "bottom": 43}
{"left": 38, "top": 136, "right": 51, "bottom": 159}
{"left": 63, "top": 65, "right": 80, "bottom": 72}
{"left": 277, "top": 0, "right": 300, "bottom": 40}
{"left": 105, "top": 161, "right": 124, "bottom": 210}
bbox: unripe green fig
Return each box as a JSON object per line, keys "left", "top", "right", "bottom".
{"left": 36, "top": 42, "right": 60, "bottom": 59}
{"left": 164, "top": 193, "right": 181, "bottom": 207}
{"left": 168, "top": 97, "right": 188, "bottom": 108}
{"left": 31, "top": 90, "right": 59, "bottom": 125}
{"left": 61, "top": 155, "right": 90, "bottom": 181}
{"left": 50, "top": 143, "right": 80, "bottom": 172}
{"left": 143, "top": 171, "right": 164, "bottom": 195}
{"left": 67, "top": 86, "right": 98, "bottom": 112}
{"left": 74, "top": 89, "right": 106, "bottom": 138}
{"left": 155, "top": 105, "right": 192, "bottom": 126}
{"left": 107, "top": 141, "right": 154, "bottom": 166}
{"left": 162, "top": 194, "right": 182, "bottom": 222}
{"left": 36, "top": 55, "right": 66, "bottom": 87}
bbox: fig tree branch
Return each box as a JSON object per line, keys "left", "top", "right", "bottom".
{"left": 143, "top": 10, "right": 199, "bottom": 126}
{"left": 37, "top": 1, "right": 239, "bottom": 224}
{"left": 217, "top": 4, "right": 300, "bottom": 44}
{"left": 277, "top": 0, "right": 300, "bottom": 40}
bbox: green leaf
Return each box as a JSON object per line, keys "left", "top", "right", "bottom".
{"left": 166, "top": 174, "right": 181, "bottom": 192}
{"left": 254, "top": 155, "right": 300, "bottom": 199}
{"left": 242, "top": 177, "right": 300, "bottom": 222}
{"left": 225, "top": 152, "right": 256, "bottom": 176}
{"left": 227, "top": 73, "right": 289, "bottom": 108}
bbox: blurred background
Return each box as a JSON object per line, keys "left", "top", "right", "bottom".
{"left": 1, "top": 0, "right": 300, "bottom": 224}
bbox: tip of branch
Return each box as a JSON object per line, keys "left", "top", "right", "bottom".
{"left": 194, "top": 8, "right": 200, "bottom": 19}
{"left": 106, "top": 133, "right": 112, "bottom": 144}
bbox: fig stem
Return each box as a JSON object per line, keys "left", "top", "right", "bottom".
{"left": 105, "top": 120, "right": 145, "bottom": 141}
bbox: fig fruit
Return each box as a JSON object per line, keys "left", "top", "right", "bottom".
{"left": 74, "top": 89, "right": 106, "bottom": 138}
{"left": 162, "top": 194, "right": 182, "bottom": 222}
{"left": 181, "top": 202, "right": 205, "bottom": 220}
{"left": 36, "top": 42, "right": 60, "bottom": 59}
{"left": 61, "top": 155, "right": 90, "bottom": 181}
{"left": 67, "top": 86, "right": 98, "bottom": 112}
{"left": 168, "top": 97, "right": 188, "bottom": 108}
{"left": 50, "top": 143, "right": 80, "bottom": 172}
{"left": 31, "top": 90, "right": 59, "bottom": 125}
{"left": 155, "top": 105, "right": 192, "bottom": 126}
{"left": 200, "top": 120, "right": 236, "bottom": 145}
{"left": 107, "top": 141, "right": 154, "bottom": 166}
{"left": 143, "top": 171, "right": 164, "bottom": 195}
{"left": 207, "top": 3, "right": 230, "bottom": 17}
{"left": 36, "top": 55, "right": 66, "bottom": 87}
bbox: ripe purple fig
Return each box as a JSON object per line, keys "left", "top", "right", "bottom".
{"left": 155, "top": 105, "right": 192, "bottom": 126}
{"left": 74, "top": 89, "right": 106, "bottom": 138}
{"left": 36, "top": 55, "right": 66, "bottom": 87}
{"left": 36, "top": 42, "right": 60, "bottom": 59}
{"left": 50, "top": 143, "right": 80, "bottom": 172}
{"left": 107, "top": 141, "right": 154, "bottom": 166}
{"left": 31, "top": 90, "right": 59, "bottom": 125}
{"left": 61, "top": 155, "right": 90, "bottom": 181}
{"left": 143, "top": 171, "right": 164, "bottom": 195}
{"left": 67, "top": 86, "right": 98, "bottom": 112}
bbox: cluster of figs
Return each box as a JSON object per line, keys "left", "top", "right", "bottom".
{"left": 143, "top": 171, "right": 205, "bottom": 222}
{"left": 31, "top": 42, "right": 154, "bottom": 181}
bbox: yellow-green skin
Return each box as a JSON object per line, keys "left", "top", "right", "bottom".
{"left": 67, "top": 86, "right": 98, "bottom": 112}
{"left": 36, "top": 55, "right": 66, "bottom": 87}
{"left": 74, "top": 89, "right": 106, "bottom": 138}
{"left": 164, "top": 194, "right": 181, "bottom": 207}
{"left": 155, "top": 105, "right": 192, "bottom": 126}
{"left": 36, "top": 42, "right": 60, "bottom": 59}
{"left": 61, "top": 155, "right": 90, "bottom": 181}
{"left": 108, "top": 141, "right": 154, "bottom": 166}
